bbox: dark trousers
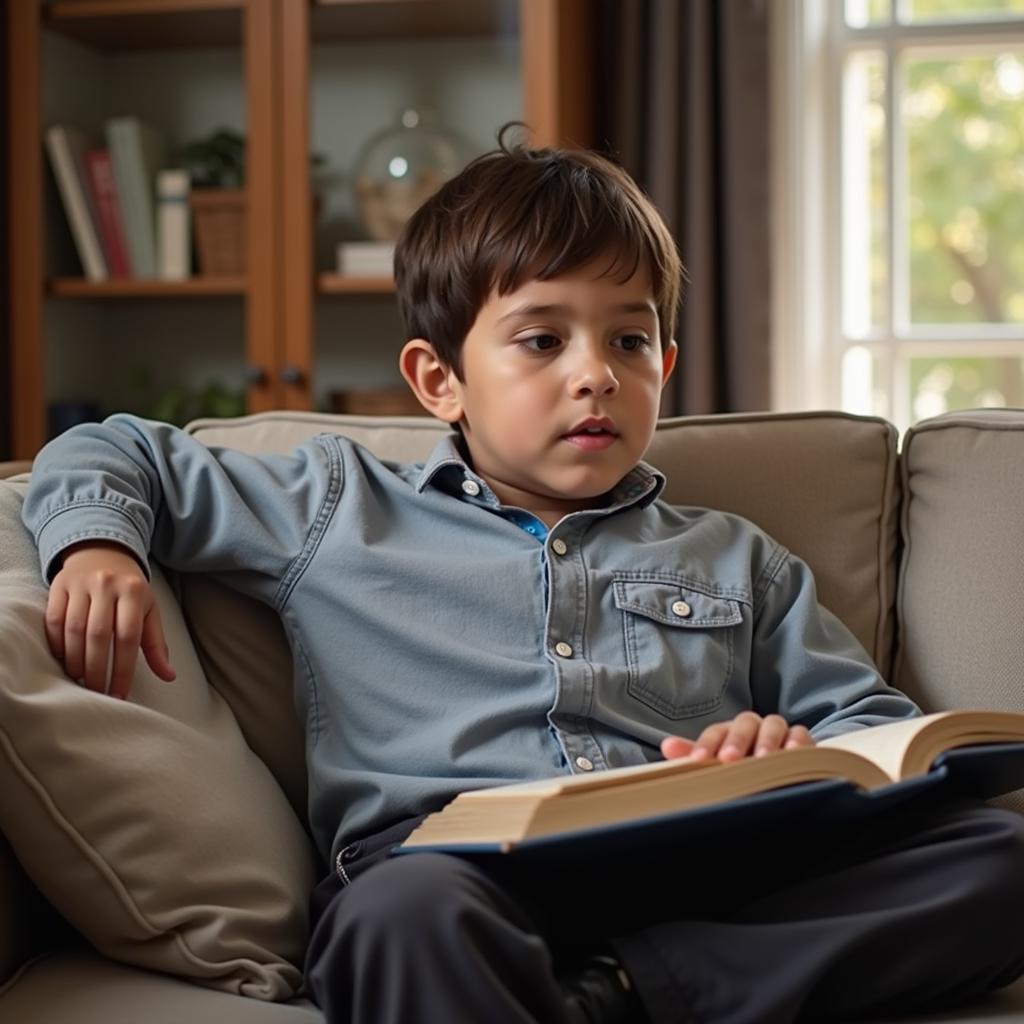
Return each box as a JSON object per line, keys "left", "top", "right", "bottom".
{"left": 304, "top": 795, "right": 1024, "bottom": 1023}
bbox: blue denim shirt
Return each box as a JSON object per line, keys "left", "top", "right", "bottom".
{"left": 21, "top": 415, "right": 920, "bottom": 867}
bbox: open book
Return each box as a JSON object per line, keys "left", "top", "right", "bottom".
{"left": 399, "top": 710, "right": 1024, "bottom": 855}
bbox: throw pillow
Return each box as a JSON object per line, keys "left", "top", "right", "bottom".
{"left": 0, "top": 479, "right": 316, "bottom": 1000}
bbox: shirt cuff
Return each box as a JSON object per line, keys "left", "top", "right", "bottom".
{"left": 35, "top": 505, "right": 150, "bottom": 584}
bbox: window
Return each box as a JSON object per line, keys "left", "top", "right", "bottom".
{"left": 772, "top": 0, "right": 1024, "bottom": 433}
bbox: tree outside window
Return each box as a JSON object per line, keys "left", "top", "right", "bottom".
{"left": 832, "top": 0, "right": 1024, "bottom": 428}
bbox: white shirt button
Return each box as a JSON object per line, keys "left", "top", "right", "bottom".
{"left": 461, "top": 479, "right": 481, "bottom": 497}
{"left": 575, "top": 756, "right": 594, "bottom": 771}
{"left": 552, "top": 538, "right": 568, "bottom": 556}
{"left": 671, "top": 600, "right": 692, "bottom": 618}
{"left": 554, "top": 641, "right": 573, "bottom": 658}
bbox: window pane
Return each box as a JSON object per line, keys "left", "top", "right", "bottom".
{"left": 846, "top": 0, "right": 892, "bottom": 26}
{"left": 904, "top": 52, "right": 1024, "bottom": 325}
{"left": 842, "top": 346, "right": 890, "bottom": 418}
{"left": 901, "top": 0, "right": 1024, "bottom": 22}
{"left": 909, "top": 355, "right": 1023, "bottom": 421}
{"left": 843, "top": 51, "right": 888, "bottom": 336}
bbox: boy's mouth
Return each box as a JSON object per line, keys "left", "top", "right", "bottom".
{"left": 562, "top": 417, "right": 619, "bottom": 451}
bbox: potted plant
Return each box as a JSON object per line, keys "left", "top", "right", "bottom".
{"left": 127, "top": 365, "right": 246, "bottom": 426}
{"left": 176, "top": 128, "right": 246, "bottom": 276}
{"left": 177, "top": 129, "right": 327, "bottom": 277}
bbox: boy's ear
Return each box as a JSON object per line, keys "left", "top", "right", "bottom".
{"left": 399, "top": 339, "right": 464, "bottom": 424}
{"left": 661, "top": 339, "right": 679, "bottom": 386}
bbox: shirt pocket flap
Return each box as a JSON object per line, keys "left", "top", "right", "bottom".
{"left": 612, "top": 580, "right": 743, "bottom": 629}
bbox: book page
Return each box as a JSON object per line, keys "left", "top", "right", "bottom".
{"left": 456, "top": 755, "right": 718, "bottom": 800}
{"left": 818, "top": 713, "right": 949, "bottom": 780}
{"left": 406, "top": 746, "right": 892, "bottom": 849}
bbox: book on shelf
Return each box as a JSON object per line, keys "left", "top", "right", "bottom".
{"left": 398, "top": 710, "right": 1024, "bottom": 858}
{"left": 336, "top": 240, "right": 395, "bottom": 277}
{"left": 83, "top": 149, "right": 131, "bottom": 278}
{"left": 44, "top": 125, "right": 108, "bottom": 282}
{"left": 156, "top": 169, "right": 192, "bottom": 281}
{"left": 105, "top": 118, "right": 165, "bottom": 279}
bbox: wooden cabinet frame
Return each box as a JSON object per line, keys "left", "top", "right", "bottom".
{"left": 6, "top": 0, "right": 591, "bottom": 457}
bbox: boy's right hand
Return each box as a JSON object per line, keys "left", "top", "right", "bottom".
{"left": 46, "top": 541, "right": 176, "bottom": 700}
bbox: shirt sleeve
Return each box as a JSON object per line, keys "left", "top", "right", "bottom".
{"left": 749, "top": 547, "right": 921, "bottom": 740}
{"left": 20, "top": 413, "right": 338, "bottom": 609}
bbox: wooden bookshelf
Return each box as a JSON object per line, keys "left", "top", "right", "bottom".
{"left": 44, "top": 0, "right": 244, "bottom": 50}
{"left": 310, "top": 0, "right": 510, "bottom": 42}
{"left": 317, "top": 274, "right": 395, "bottom": 296}
{"left": 48, "top": 277, "right": 247, "bottom": 298}
{"left": 6, "top": 0, "right": 592, "bottom": 458}
{"left": 48, "top": 0, "right": 241, "bottom": 11}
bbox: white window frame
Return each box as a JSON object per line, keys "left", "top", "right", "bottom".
{"left": 771, "top": 0, "right": 1024, "bottom": 435}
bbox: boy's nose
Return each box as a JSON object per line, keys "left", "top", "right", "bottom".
{"left": 568, "top": 352, "right": 619, "bottom": 398}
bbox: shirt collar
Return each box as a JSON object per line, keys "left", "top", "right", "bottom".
{"left": 415, "top": 435, "right": 666, "bottom": 513}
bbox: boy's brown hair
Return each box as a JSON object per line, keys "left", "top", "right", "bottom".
{"left": 395, "top": 124, "right": 684, "bottom": 380}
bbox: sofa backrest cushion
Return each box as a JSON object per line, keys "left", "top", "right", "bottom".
{"left": 645, "top": 412, "right": 900, "bottom": 673}
{"left": 181, "top": 410, "right": 901, "bottom": 794}
{"left": 0, "top": 480, "right": 316, "bottom": 999}
{"left": 894, "top": 409, "right": 1024, "bottom": 718}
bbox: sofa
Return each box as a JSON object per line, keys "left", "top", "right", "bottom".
{"left": 0, "top": 407, "right": 1023, "bottom": 1024}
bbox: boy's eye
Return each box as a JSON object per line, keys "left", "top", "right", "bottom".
{"left": 521, "top": 334, "right": 562, "bottom": 352}
{"left": 615, "top": 335, "right": 652, "bottom": 352}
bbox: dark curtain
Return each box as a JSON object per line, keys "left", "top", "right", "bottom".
{"left": 593, "top": 0, "right": 772, "bottom": 416}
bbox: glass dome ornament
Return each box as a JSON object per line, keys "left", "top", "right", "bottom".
{"left": 353, "top": 109, "right": 469, "bottom": 242}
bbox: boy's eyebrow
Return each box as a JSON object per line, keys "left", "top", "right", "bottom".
{"left": 495, "top": 301, "right": 657, "bottom": 324}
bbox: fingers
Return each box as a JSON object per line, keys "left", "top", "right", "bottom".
{"left": 62, "top": 588, "right": 92, "bottom": 686}
{"left": 718, "top": 712, "right": 770, "bottom": 762}
{"left": 784, "top": 724, "right": 814, "bottom": 750}
{"left": 109, "top": 584, "right": 145, "bottom": 700}
{"left": 688, "top": 712, "right": 766, "bottom": 763}
{"left": 753, "top": 714, "right": 790, "bottom": 756}
{"left": 81, "top": 590, "right": 115, "bottom": 694}
{"left": 675, "top": 714, "right": 815, "bottom": 764}
{"left": 44, "top": 583, "right": 69, "bottom": 662}
{"left": 660, "top": 735, "right": 695, "bottom": 760}
{"left": 49, "top": 562, "right": 175, "bottom": 699}
{"left": 140, "top": 603, "right": 176, "bottom": 684}
{"left": 66, "top": 575, "right": 118, "bottom": 694}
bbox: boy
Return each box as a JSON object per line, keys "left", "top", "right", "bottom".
{"left": 22, "top": 129, "right": 1024, "bottom": 1024}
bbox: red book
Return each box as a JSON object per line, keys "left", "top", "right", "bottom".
{"left": 84, "top": 149, "right": 131, "bottom": 278}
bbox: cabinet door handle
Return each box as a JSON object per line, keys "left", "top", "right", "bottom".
{"left": 280, "top": 365, "right": 305, "bottom": 386}
{"left": 244, "top": 365, "right": 267, "bottom": 385}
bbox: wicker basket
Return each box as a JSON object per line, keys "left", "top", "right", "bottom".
{"left": 190, "top": 188, "right": 245, "bottom": 276}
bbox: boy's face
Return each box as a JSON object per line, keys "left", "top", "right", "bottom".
{"left": 405, "top": 257, "right": 677, "bottom": 526}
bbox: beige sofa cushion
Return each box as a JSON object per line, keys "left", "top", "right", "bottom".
{"left": 894, "top": 409, "right": 1024, "bottom": 715}
{"left": 5, "top": 951, "right": 1024, "bottom": 1024}
{"left": 186, "top": 412, "right": 449, "bottom": 459}
{"left": 0, "top": 479, "right": 316, "bottom": 999}
{"left": 0, "top": 951, "right": 322, "bottom": 1023}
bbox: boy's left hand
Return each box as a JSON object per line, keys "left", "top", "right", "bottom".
{"left": 660, "top": 712, "right": 814, "bottom": 763}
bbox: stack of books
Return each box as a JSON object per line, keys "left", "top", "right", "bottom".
{"left": 45, "top": 119, "right": 191, "bottom": 282}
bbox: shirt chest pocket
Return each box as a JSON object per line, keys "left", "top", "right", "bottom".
{"left": 612, "top": 577, "right": 744, "bottom": 720}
